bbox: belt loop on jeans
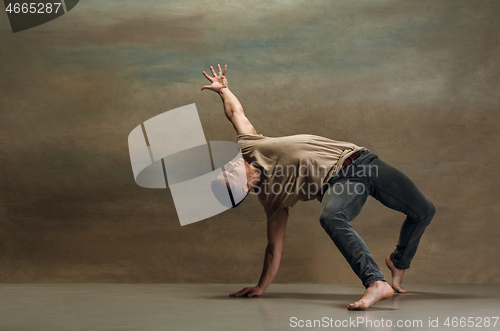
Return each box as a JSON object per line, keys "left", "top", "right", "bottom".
{"left": 342, "top": 151, "right": 361, "bottom": 168}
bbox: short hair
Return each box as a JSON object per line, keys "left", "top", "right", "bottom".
{"left": 211, "top": 172, "right": 248, "bottom": 208}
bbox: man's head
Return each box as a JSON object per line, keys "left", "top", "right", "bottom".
{"left": 211, "top": 158, "right": 260, "bottom": 208}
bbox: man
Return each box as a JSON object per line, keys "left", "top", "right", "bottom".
{"left": 202, "top": 64, "right": 436, "bottom": 310}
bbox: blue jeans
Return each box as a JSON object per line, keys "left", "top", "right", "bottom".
{"left": 319, "top": 151, "right": 436, "bottom": 287}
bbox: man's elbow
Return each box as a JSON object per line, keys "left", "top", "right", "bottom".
{"left": 267, "top": 242, "right": 284, "bottom": 256}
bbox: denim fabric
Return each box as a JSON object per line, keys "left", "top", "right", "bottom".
{"left": 319, "top": 151, "right": 436, "bottom": 287}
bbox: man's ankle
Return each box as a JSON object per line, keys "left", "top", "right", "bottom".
{"left": 368, "top": 280, "right": 388, "bottom": 287}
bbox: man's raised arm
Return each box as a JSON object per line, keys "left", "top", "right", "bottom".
{"left": 201, "top": 64, "right": 257, "bottom": 135}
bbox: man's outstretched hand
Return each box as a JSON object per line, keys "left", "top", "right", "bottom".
{"left": 229, "top": 286, "right": 263, "bottom": 298}
{"left": 201, "top": 64, "right": 228, "bottom": 93}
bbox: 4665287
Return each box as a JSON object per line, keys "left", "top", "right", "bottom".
{"left": 5, "top": 2, "right": 62, "bottom": 14}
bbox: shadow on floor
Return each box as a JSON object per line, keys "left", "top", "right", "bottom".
{"left": 208, "top": 290, "right": 484, "bottom": 301}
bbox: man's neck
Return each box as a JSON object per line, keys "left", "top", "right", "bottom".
{"left": 249, "top": 163, "right": 262, "bottom": 188}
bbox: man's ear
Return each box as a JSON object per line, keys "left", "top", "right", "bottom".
{"left": 242, "top": 183, "right": 250, "bottom": 193}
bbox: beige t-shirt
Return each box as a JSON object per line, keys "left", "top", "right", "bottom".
{"left": 237, "top": 133, "right": 367, "bottom": 223}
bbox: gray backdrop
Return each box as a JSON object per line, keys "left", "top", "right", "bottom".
{"left": 0, "top": 0, "right": 499, "bottom": 283}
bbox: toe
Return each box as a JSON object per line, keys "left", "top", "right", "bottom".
{"left": 347, "top": 302, "right": 360, "bottom": 310}
{"left": 393, "top": 285, "right": 407, "bottom": 293}
{"left": 348, "top": 301, "right": 367, "bottom": 310}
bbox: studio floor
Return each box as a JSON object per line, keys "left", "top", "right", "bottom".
{"left": 0, "top": 284, "right": 498, "bottom": 330}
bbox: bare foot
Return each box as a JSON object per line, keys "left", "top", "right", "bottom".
{"left": 347, "top": 280, "right": 394, "bottom": 310}
{"left": 385, "top": 255, "right": 407, "bottom": 293}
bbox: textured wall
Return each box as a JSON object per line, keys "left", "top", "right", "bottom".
{"left": 0, "top": 0, "right": 498, "bottom": 283}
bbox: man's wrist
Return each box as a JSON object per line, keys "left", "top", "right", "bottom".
{"left": 218, "top": 86, "right": 230, "bottom": 95}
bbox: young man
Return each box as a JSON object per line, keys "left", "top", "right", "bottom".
{"left": 202, "top": 64, "right": 436, "bottom": 310}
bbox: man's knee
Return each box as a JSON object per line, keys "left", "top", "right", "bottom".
{"left": 420, "top": 200, "right": 436, "bottom": 224}
{"left": 319, "top": 210, "right": 348, "bottom": 231}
